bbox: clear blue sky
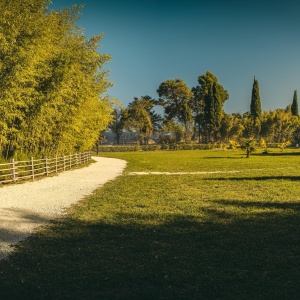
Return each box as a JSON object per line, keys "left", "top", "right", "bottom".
{"left": 50, "top": 0, "right": 300, "bottom": 114}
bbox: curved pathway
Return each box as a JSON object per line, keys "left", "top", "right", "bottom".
{"left": 0, "top": 157, "right": 126, "bottom": 260}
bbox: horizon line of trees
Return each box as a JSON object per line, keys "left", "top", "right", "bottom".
{"left": 108, "top": 71, "right": 300, "bottom": 147}
{"left": 0, "top": 1, "right": 113, "bottom": 160}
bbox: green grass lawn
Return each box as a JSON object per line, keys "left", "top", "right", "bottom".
{"left": 0, "top": 149, "right": 299, "bottom": 299}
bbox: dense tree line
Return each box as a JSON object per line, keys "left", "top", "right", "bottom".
{"left": 0, "top": 0, "right": 112, "bottom": 159}
{"left": 109, "top": 72, "right": 300, "bottom": 147}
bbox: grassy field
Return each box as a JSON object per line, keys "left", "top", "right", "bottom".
{"left": 0, "top": 149, "right": 299, "bottom": 299}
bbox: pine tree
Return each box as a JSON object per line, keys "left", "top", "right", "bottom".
{"left": 291, "top": 90, "right": 299, "bottom": 116}
{"left": 250, "top": 76, "right": 262, "bottom": 120}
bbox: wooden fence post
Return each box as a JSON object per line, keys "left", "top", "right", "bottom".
{"left": 45, "top": 157, "right": 49, "bottom": 176}
{"left": 10, "top": 158, "right": 17, "bottom": 181}
{"left": 30, "top": 157, "right": 35, "bottom": 180}
{"left": 55, "top": 155, "right": 58, "bottom": 173}
{"left": 63, "top": 155, "right": 66, "bottom": 171}
{"left": 0, "top": 152, "right": 93, "bottom": 184}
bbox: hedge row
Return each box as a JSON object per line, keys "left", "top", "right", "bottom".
{"left": 96, "top": 144, "right": 214, "bottom": 152}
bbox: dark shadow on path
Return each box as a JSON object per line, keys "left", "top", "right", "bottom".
{"left": 0, "top": 208, "right": 53, "bottom": 260}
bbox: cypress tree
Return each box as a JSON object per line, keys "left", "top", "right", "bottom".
{"left": 291, "top": 90, "right": 299, "bottom": 116}
{"left": 250, "top": 76, "right": 262, "bottom": 120}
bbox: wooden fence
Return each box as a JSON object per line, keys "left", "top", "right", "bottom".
{"left": 0, "top": 151, "right": 92, "bottom": 184}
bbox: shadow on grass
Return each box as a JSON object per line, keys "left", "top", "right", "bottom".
{"left": 203, "top": 156, "right": 244, "bottom": 159}
{"left": 203, "top": 152, "right": 300, "bottom": 159}
{"left": 205, "top": 176, "right": 300, "bottom": 181}
{"left": 0, "top": 208, "right": 51, "bottom": 260}
{"left": 252, "top": 151, "right": 300, "bottom": 156}
{"left": 0, "top": 206, "right": 299, "bottom": 300}
{"left": 209, "top": 199, "right": 300, "bottom": 211}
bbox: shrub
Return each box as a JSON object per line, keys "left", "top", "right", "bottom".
{"left": 95, "top": 143, "right": 214, "bottom": 152}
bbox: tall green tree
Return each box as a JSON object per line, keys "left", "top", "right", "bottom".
{"left": 139, "top": 96, "right": 163, "bottom": 132}
{"left": 157, "top": 79, "right": 194, "bottom": 142}
{"left": 291, "top": 90, "right": 299, "bottom": 116}
{"left": 123, "top": 97, "right": 153, "bottom": 145}
{"left": 249, "top": 76, "right": 262, "bottom": 138}
{"left": 108, "top": 108, "right": 126, "bottom": 144}
{"left": 191, "top": 85, "right": 205, "bottom": 142}
{"left": 0, "top": 1, "right": 113, "bottom": 158}
{"left": 250, "top": 76, "right": 262, "bottom": 120}
{"left": 194, "top": 71, "right": 229, "bottom": 142}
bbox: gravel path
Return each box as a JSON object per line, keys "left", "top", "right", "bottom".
{"left": 0, "top": 156, "right": 126, "bottom": 260}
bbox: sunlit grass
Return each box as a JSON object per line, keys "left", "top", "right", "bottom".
{"left": 0, "top": 149, "right": 299, "bottom": 299}
{"left": 100, "top": 148, "right": 300, "bottom": 174}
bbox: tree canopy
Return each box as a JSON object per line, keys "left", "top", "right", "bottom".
{"left": 0, "top": 0, "right": 113, "bottom": 159}
{"left": 194, "top": 71, "right": 229, "bottom": 142}
{"left": 117, "top": 70, "right": 300, "bottom": 148}
{"left": 122, "top": 97, "right": 154, "bottom": 145}
{"left": 157, "top": 79, "right": 194, "bottom": 142}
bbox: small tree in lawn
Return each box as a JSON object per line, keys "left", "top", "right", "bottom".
{"left": 241, "top": 139, "right": 256, "bottom": 158}
{"left": 279, "top": 141, "right": 291, "bottom": 152}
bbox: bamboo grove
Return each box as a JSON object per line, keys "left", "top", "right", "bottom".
{"left": 0, "top": 0, "right": 113, "bottom": 160}
{"left": 110, "top": 71, "right": 300, "bottom": 148}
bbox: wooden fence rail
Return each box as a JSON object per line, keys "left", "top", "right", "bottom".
{"left": 0, "top": 151, "right": 92, "bottom": 184}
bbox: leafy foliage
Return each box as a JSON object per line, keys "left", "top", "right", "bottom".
{"left": 123, "top": 97, "right": 155, "bottom": 145}
{"left": 0, "top": 0, "right": 112, "bottom": 159}
{"left": 119, "top": 72, "right": 300, "bottom": 149}
{"left": 195, "top": 71, "right": 229, "bottom": 142}
{"left": 107, "top": 107, "right": 126, "bottom": 144}
{"left": 241, "top": 139, "right": 257, "bottom": 158}
{"left": 157, "top": 79, "right": 194, "bottom": 142}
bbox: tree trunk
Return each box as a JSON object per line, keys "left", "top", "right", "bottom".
{"left": 246, "top": 148, "right": 250, "bottom": 158}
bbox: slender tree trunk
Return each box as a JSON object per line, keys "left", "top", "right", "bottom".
{"left": 198, "top": 123, "right": 201, "bottom": 143}
{"left": 246, "top": 148, "right": 250, "bottom": 158}
{"left": 96, "top": 142, "right": 99, "bottom": 155}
